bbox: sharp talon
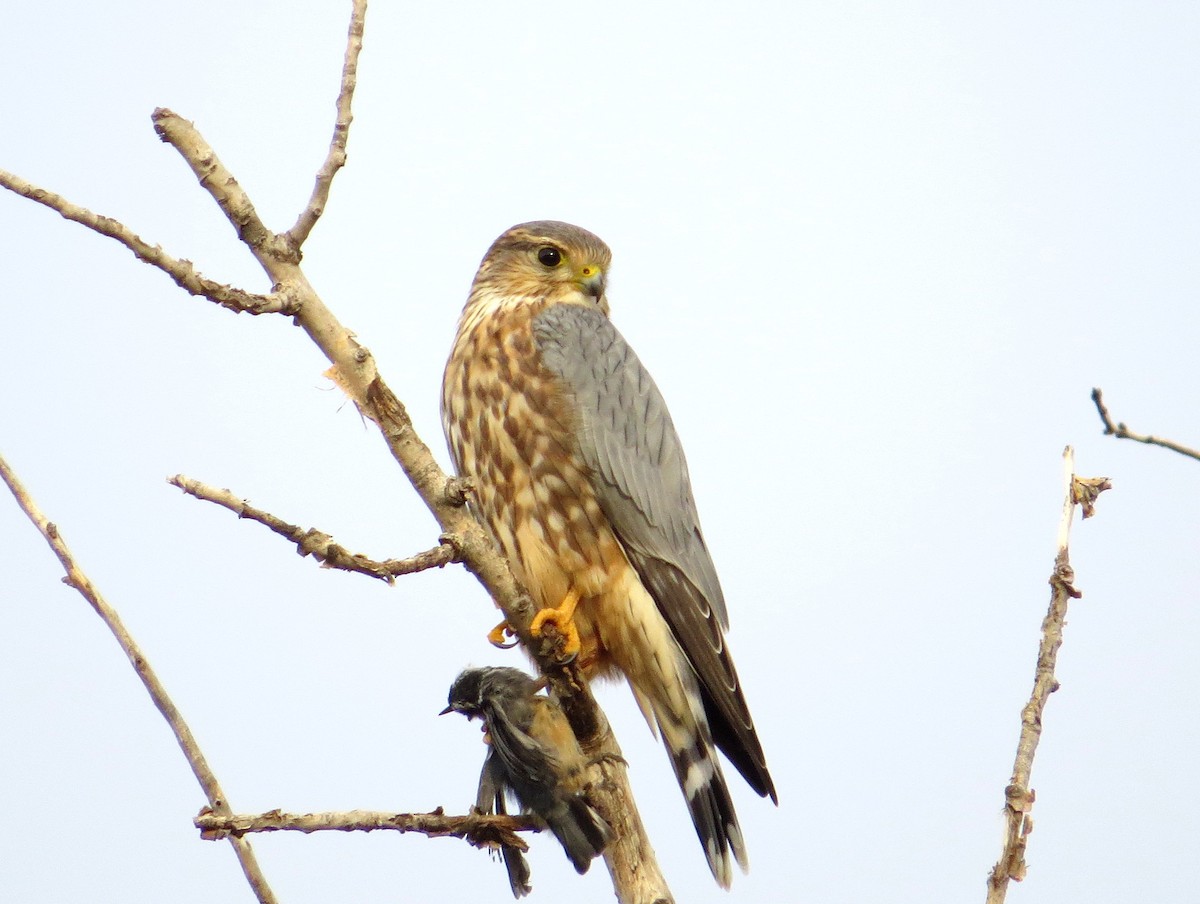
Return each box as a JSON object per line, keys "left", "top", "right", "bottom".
{"left": 530, "top": 587, "right": 582, "bottom": 660}
{"left": 591, "top": 752, "right": 629, "bottom": 769}
{"left": 487, "top": 621, "right": 518, "bottom": 649}
{"left": 538, "top": 634, "right": 578, "bottom": 664}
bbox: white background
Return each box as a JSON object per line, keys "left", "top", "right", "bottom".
{"left": 2, "top": 2, "right": 1197, "bottom": 902}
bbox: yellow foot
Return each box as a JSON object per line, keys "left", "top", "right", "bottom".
{"left": 487, "top": 620, "right": 519, "bottom": 649}
{"left": 530, "top": 587, "right": 582, "bottom": 661}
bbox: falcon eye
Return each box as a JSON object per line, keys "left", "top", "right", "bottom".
{"left": 536, "top": 246, "right": 562, "bottom": 268}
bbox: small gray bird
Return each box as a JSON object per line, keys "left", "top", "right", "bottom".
{"left": 442, "top": 666, "right": 612, "bottom": 891}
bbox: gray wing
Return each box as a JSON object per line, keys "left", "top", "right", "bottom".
{"left": 533, "top": 304, "right": 726, "bottom": 621}
{"left": 532, "top": 304, "right": 774, "bottom": 801}
{"left": 479, "top": 696, "right": 561, "bottom": 804}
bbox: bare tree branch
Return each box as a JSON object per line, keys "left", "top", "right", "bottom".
{"left": 1091, "top": 387, "right": 1200, "bottom": 462}
{"left": 153, "top": 108, "right": 297, "bottom": 267}
{"left": 0, "top": 167, "right": 285, "bottom": 314}
{"left": 286, "top": 0, "right": 367, "bottom": 249}
{"left": 0, "top": 453, "right": 280, "bottom": 904}
{"left": 167, "top": 474, "right": 456, "bottom": 582}
{"left": 195, "top": 808, "right": 538, "bottom": 847}
{"left": 986, "top": 447, "right": 1112, "bottom": 903}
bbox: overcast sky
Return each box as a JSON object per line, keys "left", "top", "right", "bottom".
{"left": 2, "top": 2, "right": 1198, "bottom": 902}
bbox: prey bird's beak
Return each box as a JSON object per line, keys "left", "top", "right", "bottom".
{"left": 439, "top": 705, "right": 453, "bottom": 716}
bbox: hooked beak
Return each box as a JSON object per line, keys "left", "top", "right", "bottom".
{"left": 578, "top": 265, "right": 606, "bottom": 301}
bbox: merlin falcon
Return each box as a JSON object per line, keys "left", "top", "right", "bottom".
{"left": 442, "top": 221, "right": 777, "bottom": 886}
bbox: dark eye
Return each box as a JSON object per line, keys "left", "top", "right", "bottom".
{"left": 536, "top": 246, "right": 562, "bottom": 268}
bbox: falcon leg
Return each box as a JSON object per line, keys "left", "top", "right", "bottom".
{"left": 487, "top": 621, "right": 519, "bottom": 649}
{"left": 530, "top": 587, "right": 582, "bottom": 660}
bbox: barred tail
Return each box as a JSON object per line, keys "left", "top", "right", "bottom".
{"left": 661, "top": 712, "right": 748, "bottom": 888}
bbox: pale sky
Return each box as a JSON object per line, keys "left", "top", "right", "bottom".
{"left": 2, "top": 2, "right": 1198, "bottom": 903}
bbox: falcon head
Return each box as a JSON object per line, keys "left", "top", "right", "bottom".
{"left": 470, "top": 221, "right": 612, "bottom": 315}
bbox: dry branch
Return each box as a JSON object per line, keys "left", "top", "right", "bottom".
{"left": 986, "top": 447, "right": 1111, "bottom": 903}
{"left": 168, "top": 474, "right": 456, "bottom": 582}
{"left": 0, "top": 167, "right": 283, "bottom": 313}
{"left": 0, "top": 454, "right": 280, "bottom": 904}
{"left": 195, "top": 808, "right": 539, "bottom": 848}
{"left": 286, "top": 0, "right": 365, "bottom": 248}
{"left": 1091, "top": 387, "right": 1200, "bottom": 462}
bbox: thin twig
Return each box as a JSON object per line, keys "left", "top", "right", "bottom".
{"left": 0, "top": 454, "right": 280, "bottom": 904}
{"left": 0, "top": 168, "right": 284, "bottom": 314}
{"left": 168, "top": 474, "right": 456, "bottom": 582}
{"left": 1091, "top": 388, "right": 1200, "bottom": 462}
{"left": 286, "top": 0, "right": 367, "bottom": 249}
{"left": 986, "top": 447, "right": 1111, "bottom": 903}
{"left": 195, "top": 808, "right": 539, "bottom": 847}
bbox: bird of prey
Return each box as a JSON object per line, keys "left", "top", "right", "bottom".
{"left": 442, "top": 221, "right": 776, "bottom": 887}
{"left": 443, "top": 666, "right": 612, "bottom": 895}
